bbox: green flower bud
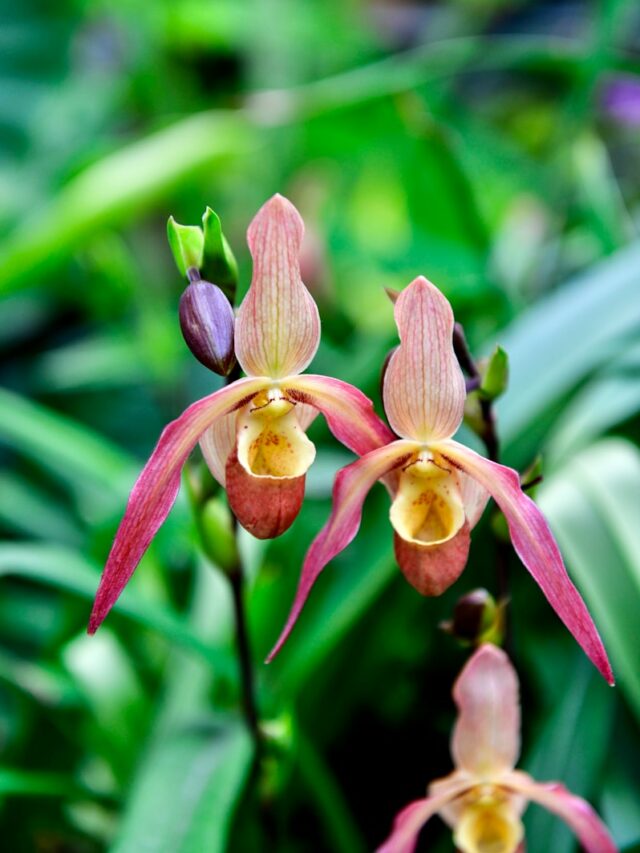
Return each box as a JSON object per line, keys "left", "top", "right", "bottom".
{"left": 167, "top": 217, "right": 204, "bottom": 278}
{"left": 202, "top": 207, "right": 239, "bottom": 303}
{"left": 478, "top": 345, "right": 509, "bottom": 401}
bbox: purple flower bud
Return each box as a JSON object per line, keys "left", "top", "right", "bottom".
{"left": 179, "top": 280, "right": 236, "bottom": 376}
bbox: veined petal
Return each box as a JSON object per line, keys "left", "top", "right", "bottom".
{"left": 383, "top": 277, "right": 465, "bottom": 442}
{"left": 435, "top": 440, "right": 614, "bottom": 685}
{"left": 199, "top": 411, "right": 238, "bottom": 486}
{"left": 267, "top": 441, "right": 416, "bottom": 660}
{"left": 286, "top": 374, "right": 395, "bottom": 456}
{"left": 377, "top": 776, "right": 473, "bottom": 853}
{"left": 235, "top": 195, "right": 320, "bottom": 379}
{"left": 88, "top": 376, "right": 267, "bottom": 633}
{"left": 503, "top": 772, "right": 617, "bottom": 853}
{"left": 451, "top": 644, "right": 520, "bottom": 777}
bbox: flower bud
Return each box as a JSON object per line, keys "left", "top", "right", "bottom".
{"left": 199, "top": 496, "right": 238, "bottom": 574}
{"left": 179, "top": 280, "right": 236, "bottom": 376}
{"left": 478, "top": 345, "right": 509, "bottom": 401}
{"left": 441, "top": 588, "right": 504, "bottom": 646}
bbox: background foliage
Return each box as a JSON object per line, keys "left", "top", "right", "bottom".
{"left": 1, "top": 0, "right": 639, "bottom": 850}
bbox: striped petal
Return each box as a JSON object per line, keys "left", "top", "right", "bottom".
{"left": 267, "top": 441, "right": 417, "bottom": 660}
{"left": 286, "top": 374, "right": 396, "bottom": 456}
{"left": 435, "top": 440, "right": 614, "bottom": 685}
{"left": 451, "top": 644, "right": 520, "bottom": 777}
{"left": 235, "top": 195, "right": 320, "bottom": 379}
{"left": 504, "top": 772, "right": 617, "bottom": 853}
{"left": 383, "top": 277, "right": 465, "bottom": 442}
{"left": 88, "top": 376, "right": 267, "bottom": 632}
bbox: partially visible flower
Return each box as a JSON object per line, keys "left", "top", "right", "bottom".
{"left": 378, "top": 645, "right": 617, "bottom": 853}
{"left": 88, "top": 195, "right": 393, "bottom": 633}
{"left": 268, "top": 276, "right": 612, "bottom": 687}
{"left": 601, "top": 75, "right": 640, "bottom": 126}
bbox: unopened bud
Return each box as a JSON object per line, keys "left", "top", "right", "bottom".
{"left": 441, "top": 588, "right": 504, "bottom": 646}
{"left": 179, "top": 280, "right": 236, "bottom": 376}
{"left": 478, "top": 345, "right": 509, "bottom": 401}
{"left": 199, "top": 496, "right": 238, "bottom": 573}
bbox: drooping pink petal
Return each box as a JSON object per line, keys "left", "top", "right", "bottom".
{"left": 383, "top": 277, "right": 465, "bottom": 443}
{"left": 434, "top": 440, "right": 614, "bottom": 685}
{"left": 234, "top": 194, "right": 320, "bottom": 379}
{"left": 88, "top": 377, "right": 267, "bottom": 633}
{"left": 286, "top": 374, "right": 395, "bottom": 456}
{"left": 267, "top": 441, "right": 417, "bottom": 660}
{"left": 504, "top": 772, "right": 618, "bottom": 853}
{"left": 393, "top": 523, "right": 470, "bottom": 596}
{"left": 199, "top": 411, "right": 238, "bottom": 486}
{"left": 451, "top": 644, "right": 520, "bottom": 777}
{"left": 377, "top": 777, "right": 473, "bottom": 853}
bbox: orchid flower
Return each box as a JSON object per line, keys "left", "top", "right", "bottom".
{"left": 378, "top": 644, "right": 617, "bottom": 853}
{"left": 88, "top": 195, "right": 394, "bottom": 633}
{"left": 269, "top": 276, "right": 613, "bottom": 685}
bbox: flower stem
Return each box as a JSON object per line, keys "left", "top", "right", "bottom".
{"left": 453, "top": 323, "right": 511, "bottom": 618}
{"left": 227, "top": 539, "right": 261, "bottom": 745}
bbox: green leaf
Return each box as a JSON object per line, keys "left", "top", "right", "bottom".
{"left": 0, "top": 112, "right": 253, "bottom": 296}
{"left": 111, "top": 719, "right": 253, "bottom": 853}
{"left": 497, "top": 242, "right": 640, "bottom": 458}
{"left": 0, "top": 769, "right": 88, "bottom": 799}
{"left": 0, "top": 544, "right": 234, "bottom": 679}
{"left": 0, "top": 387, "right": 136, "bottom": 506}
{"left": 538, "top": 439, "right": 640, "bottom": 718}
{"left": 523, "top": 655, "right": 615, "bottom": 853}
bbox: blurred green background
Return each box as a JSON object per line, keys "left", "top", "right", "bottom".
{"left": 1, "top": 0, "right": 640, "bottom": 850}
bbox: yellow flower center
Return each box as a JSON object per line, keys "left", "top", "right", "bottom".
{"left": 390, "top": 451, "right": 465, "bottom": 546}
{"left": 454, "top": 797, "right": 524, "bottom": 853}
{"left": 237, "top": 389, "right": 316, "bottom": 479}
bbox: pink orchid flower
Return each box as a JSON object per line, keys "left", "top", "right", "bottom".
{"left": 88, "top": 195, "right": 394, "bottom": 633}
{"left": 378, "top": 644, "right": 617, "bottom": 853}
{"left": 269, "top": 276, "right": 612, "bottom": 685}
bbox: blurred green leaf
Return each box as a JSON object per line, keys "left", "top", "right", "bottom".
{"left": 0, "top": 544, "right": 234, "bottom": 678}
{"left": 539, "top": 439, "right": 640, "bottom": 718}
{"left": 497, "top": 243, "right": 640, "bottom": 460}
{"left": 523, "top": 656, "right": 615, "bottom": 853}
{"left": 111, "top": 719, "right": 253, "bottom": 853}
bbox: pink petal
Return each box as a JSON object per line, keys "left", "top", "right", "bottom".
{"left": 199, "top": 411, "right": 238, "bottom": 486}
{"left": 393, "top": 523, "right": 470, "bottom": 596}
{"left": 88, "top": 377, "right": 266, "bottom": 633}
{"left": 234, "top": 195, "right": 320, "bottom": 379}
{"left": 383, "top": 277, "right": 465, "bottom": 442}
{"left": 286, "top": 374, "right": 395, "bottom": 456}
{"left": 435, "top": 440, "right": 614, "bottom": 685}
{"left": 267, "top": 441, "right": 417, "bottom": 660}
{"left": 377, "top": 776, "right": 473, "bottom": 853}
{"left": 451, "top": 644, "right": 520, "bottom": 777}
{"left": 459, "top": 472, "right": 490, "bottom": 529}
{"left": 504, "top": 772, "right": 618, "bottom": 853}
